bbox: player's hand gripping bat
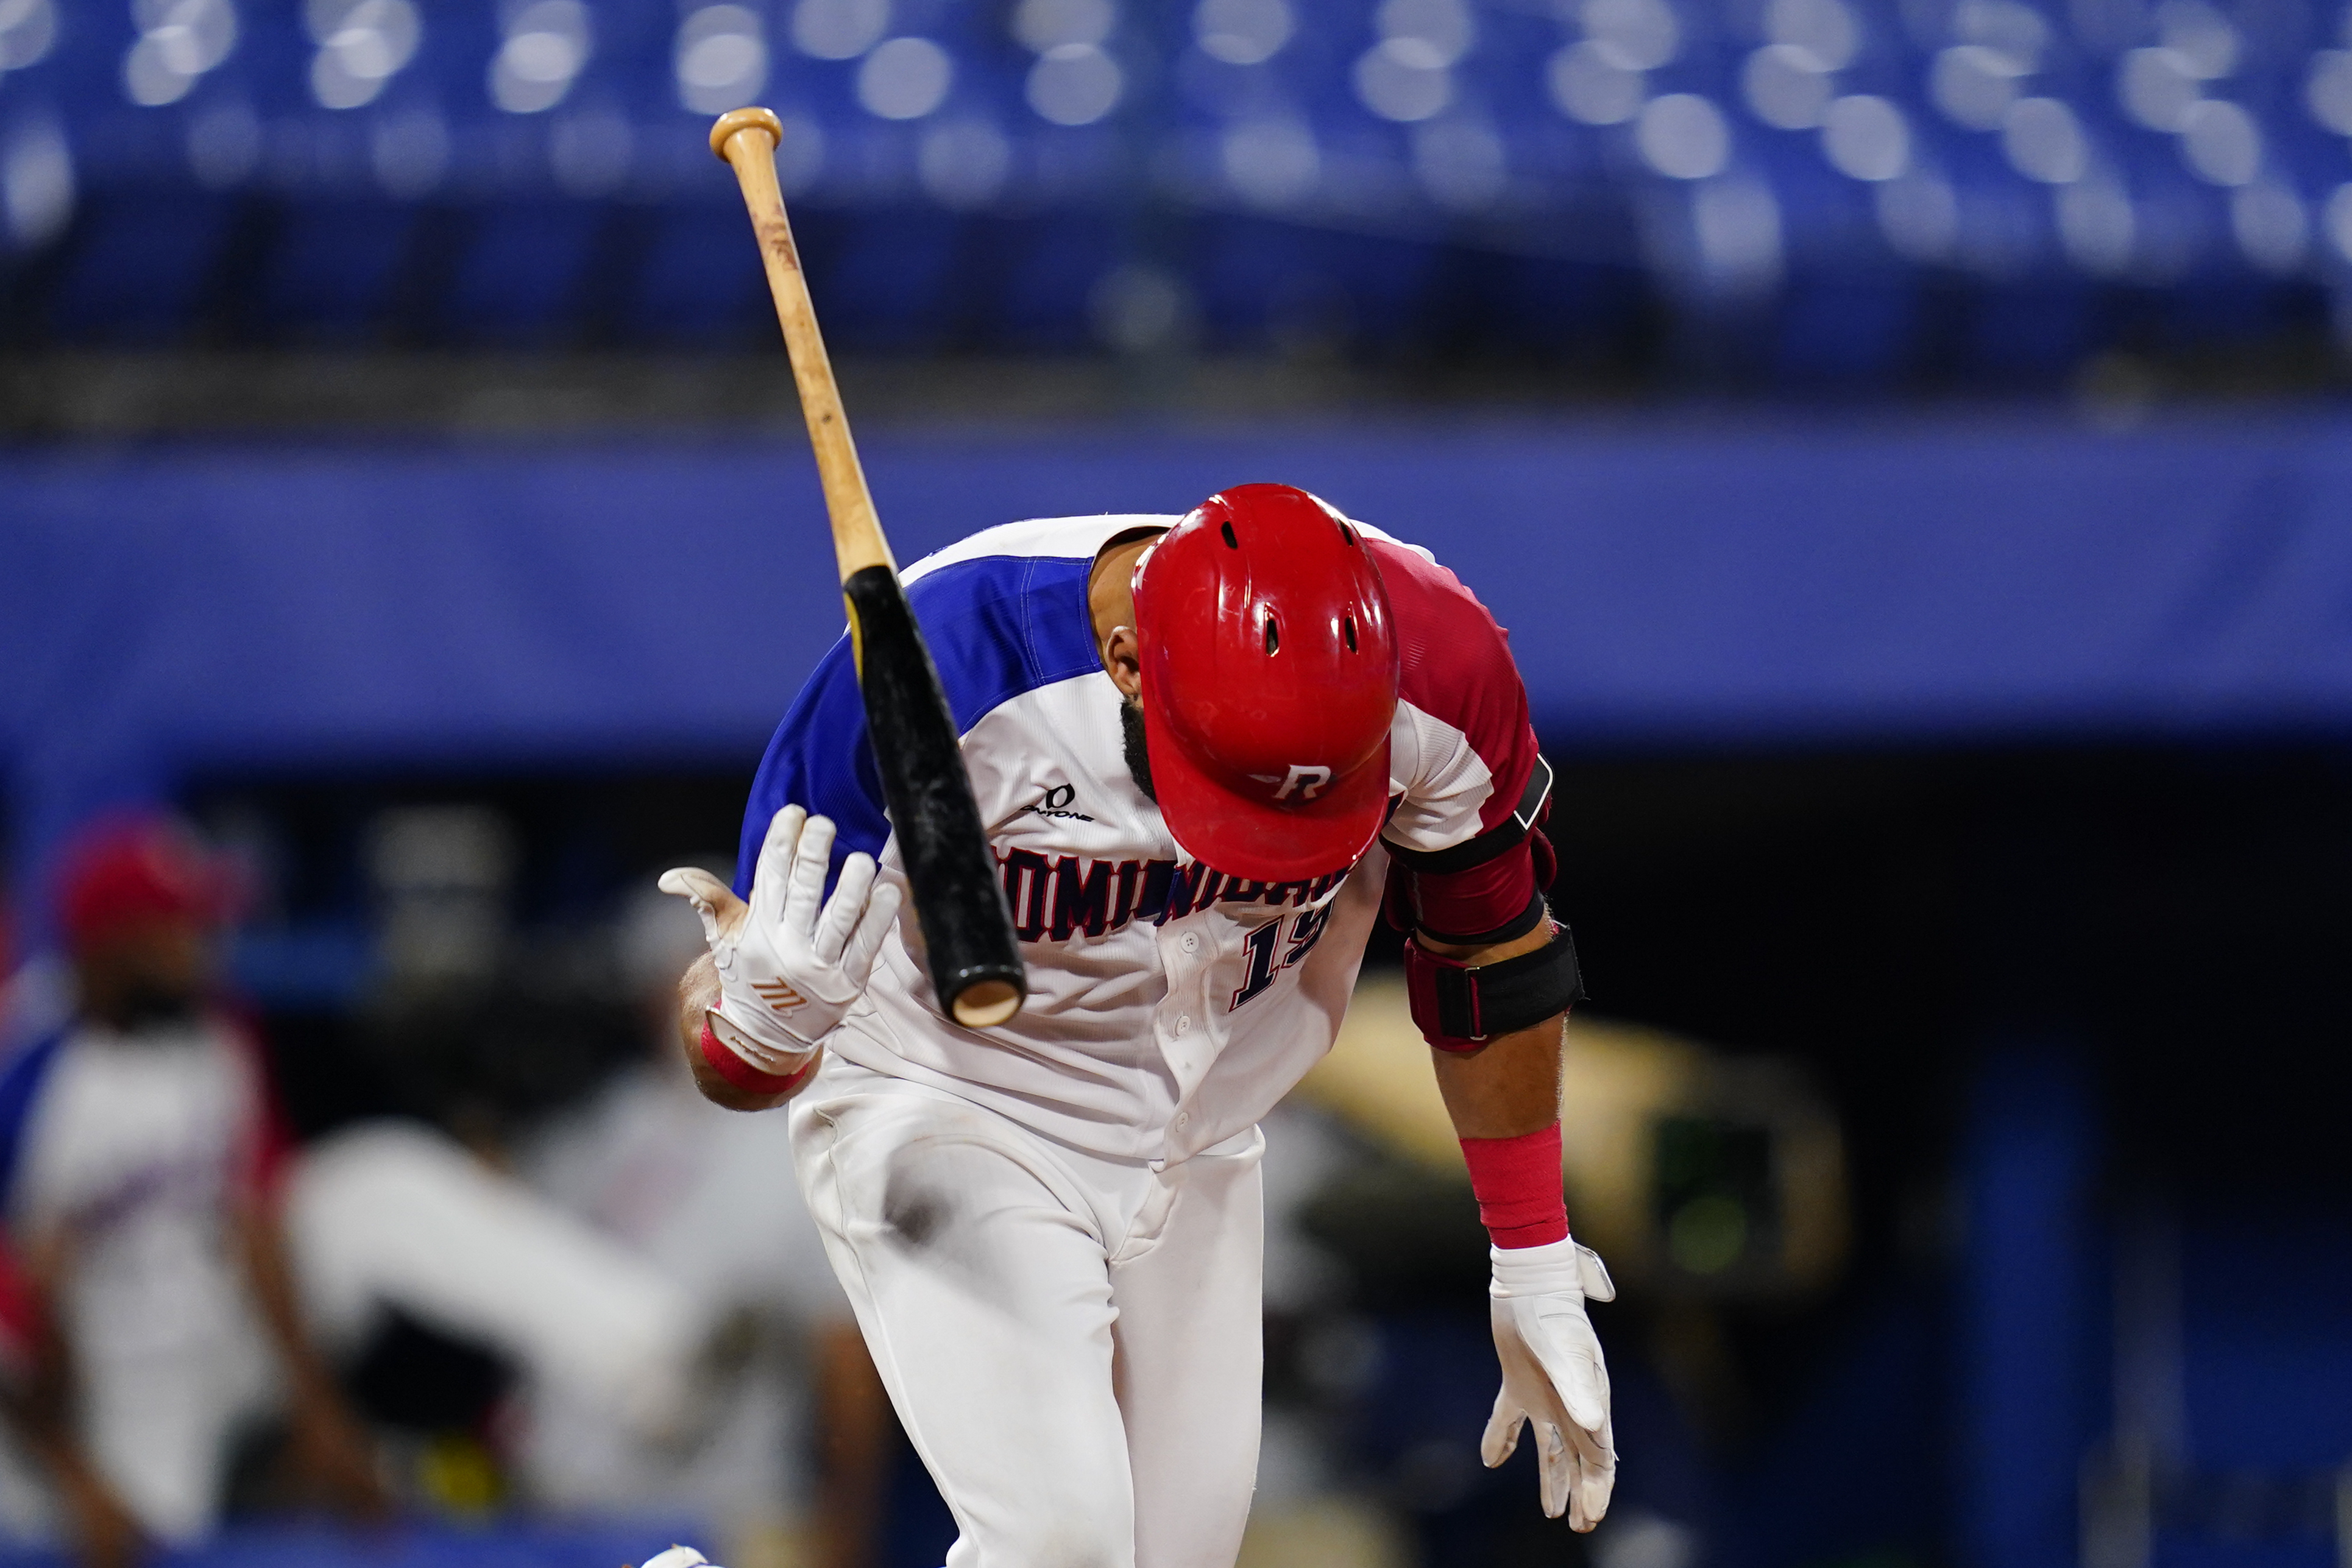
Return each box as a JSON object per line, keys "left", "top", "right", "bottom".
{"left": 710, "top": 106, "right": 1025, "bottom": 1030}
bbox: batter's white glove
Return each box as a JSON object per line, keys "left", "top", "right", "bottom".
{"left": 658, "top": 806, "right": 901, "bottom": 1074}
{"left": 1484, "top": 1237, "right": 1617, "bottom": 1530}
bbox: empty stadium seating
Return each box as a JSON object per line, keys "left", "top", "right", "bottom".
{"left": 0, "top": 0, "right": 2342, "bottom": 376}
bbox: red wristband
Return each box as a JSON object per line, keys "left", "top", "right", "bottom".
{"left": 1460, "top": 1123, "right": 1570, "bottom": 1249}
{"left": 699, "top": 1021, "right": 816, "bottom": 1098}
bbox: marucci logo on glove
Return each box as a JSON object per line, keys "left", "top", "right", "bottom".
{"left": 753, "top": 978, "right": 809, "bottom": 1012}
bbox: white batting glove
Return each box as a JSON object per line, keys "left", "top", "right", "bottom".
{"left": 1483, "top": 1237, "right": 1618, "bottom": 1531}
{"left": 657, "top": 806, "right": 902, "bottom": 1074}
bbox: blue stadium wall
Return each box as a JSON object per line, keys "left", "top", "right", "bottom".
{"left": 11, "top": 410, "right": 2352, "bottom": 892}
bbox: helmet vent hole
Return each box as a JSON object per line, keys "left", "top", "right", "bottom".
{"left": 1264, "top": 615, "right": 1280, "bottom": 655}
{"left": 1343, "top": 614, "right": 1357, "bottom": 652}
{"left": 1220, "top": 522, "right": 1239, "bottom": 549}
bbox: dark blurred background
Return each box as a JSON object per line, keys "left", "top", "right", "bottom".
{"left": 6, "top": 0, "right": 2352, "bottom": 1564}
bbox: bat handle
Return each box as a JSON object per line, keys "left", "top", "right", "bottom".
{"left": 709, "top": 105, "right": 893, "bottom": 580}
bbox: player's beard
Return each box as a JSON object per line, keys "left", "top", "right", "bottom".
{"left": 115, "top": 979, "right": 202, "bottom": 1031}
{"left": 1121, "top": 696, "right": 1157, "bottom": 804}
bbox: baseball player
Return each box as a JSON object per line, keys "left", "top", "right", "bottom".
{"left": 661, "top": 484, "right": 1613, "bottom": 1568}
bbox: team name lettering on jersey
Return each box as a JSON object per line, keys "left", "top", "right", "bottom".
{"left": 994, "top": 850, "right": 1350, "bottom": 945}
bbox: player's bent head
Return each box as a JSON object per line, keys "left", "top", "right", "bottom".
{"left": 54, "top": 813, "right": 234, "bottom": 1028}
{"left": 1133, "top": 484, "right": 1399, "bottom": 885}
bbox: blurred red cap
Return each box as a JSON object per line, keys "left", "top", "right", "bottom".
{"left": 55, "top": 816, "right": 235, "bottom": 954}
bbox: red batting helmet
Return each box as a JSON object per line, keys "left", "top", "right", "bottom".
{"left": 1133, "top": 484, "right": 1399, "bottom": 882}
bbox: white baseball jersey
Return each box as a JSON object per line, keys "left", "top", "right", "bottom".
{"left": 0, "top": 1017, "right": 282, "bottom": 1366}
{"left": 737, "top": 514, "right": 1548, "bottom": 1168}
{"left": 0, "top": 1016, "right": 285, "bottom": 1540}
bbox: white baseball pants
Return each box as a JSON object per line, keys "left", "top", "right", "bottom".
{"left": 790, "top": 1058, "right": 1266, "bottom": 1568}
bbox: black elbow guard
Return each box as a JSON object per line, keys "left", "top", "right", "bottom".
{"left": 1403, "top": 922, "right": 1586, "bottom": 1051}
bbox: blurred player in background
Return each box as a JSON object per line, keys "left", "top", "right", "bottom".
{"left": 0, "top": 818, "right": 386, "bottom": 1566}
{"left": 517, "top": 880, "right": 894, "bottom": 1567}
{"left": 0, "top": 818, "right": 754, "bottom": 1567}
{"left": 664, "top": 484, "right": 1615, "bottom": 1568}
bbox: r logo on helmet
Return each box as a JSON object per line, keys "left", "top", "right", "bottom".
{"left": 1273, "top": 765, "right": 1333, "bottom": 801}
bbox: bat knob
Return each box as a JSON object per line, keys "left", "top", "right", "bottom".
{"left": 709, "top": 106, "right": 784, "bottom": 161}
{"left": 951, "top": 978, "right": 1023, "bottom": 1029}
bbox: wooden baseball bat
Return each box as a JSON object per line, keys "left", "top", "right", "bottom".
{"left": 710, "top": 106, "right": 1025, "bottom": 1031}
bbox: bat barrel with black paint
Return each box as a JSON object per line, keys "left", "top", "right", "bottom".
{"left": 844, "top": 567, "right": 1025, "bottom": 1024}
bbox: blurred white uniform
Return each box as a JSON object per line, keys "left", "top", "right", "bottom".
{"left": 287, "top": 1122, "right": 707, "bottom": 1438}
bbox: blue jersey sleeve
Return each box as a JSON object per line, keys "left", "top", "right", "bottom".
{"left": 735, "top": 553, "right": 1103, "bottom": 900}
{"left": 736, "top": 636, "right": 891, "bottom": 900}
{"left": 0, "top": 1030, "right": 66, "bottom": 1223}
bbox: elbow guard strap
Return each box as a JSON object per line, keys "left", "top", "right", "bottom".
{"left": 1404, "top": 924, "right": 1586, "bottom": 1052}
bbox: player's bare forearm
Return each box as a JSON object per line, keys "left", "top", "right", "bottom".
{"left": 1422, "top": 923, "right": 1567, "bottom": 1139}
{"left": 676, "top": 952, "right": 801, "bottom": 1112}
{"left": 6, "top": 1237, "right": 150, "bottom": 1567}
{"left": 234, "top": 1207, "right": 339, "bottom": 1408}
{"left": 233, "top": 1207, "right": 389, "bottom": 1518}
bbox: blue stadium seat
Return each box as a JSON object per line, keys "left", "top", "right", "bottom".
{"left": 1465, "top": 252, "right": 1654, "bottom": 362}
{"left": 983, "top": 211, "right": 1126, "bottom": 351}
{"left": 1963, "top": 277, "right": 2098, "bottom": 381}
{"left": 256, "top": 201, "right": 417, "bottom": 341}
{"left": 1189, "top": 214, "right": 1438, "bottom": 349}
{"left": 3, "top": 0, "right": 2350, "bottom": 375}
{"left": 42, "top": 189, "right": 236, "bottom": 342}
{"left": 626, "top": 198, "right": 768, "bottom": 346}
{"left": 442, "top": 199, "right": 611, "bottom": 344}
{"left": 1774, "top": 271, "right": 1921, "bottom": 383}
{"left": 798, "top": 207, "right": 971, "bottom": 351}
{"left": 5, "top": 0, "right": 241, "bottom": 340}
